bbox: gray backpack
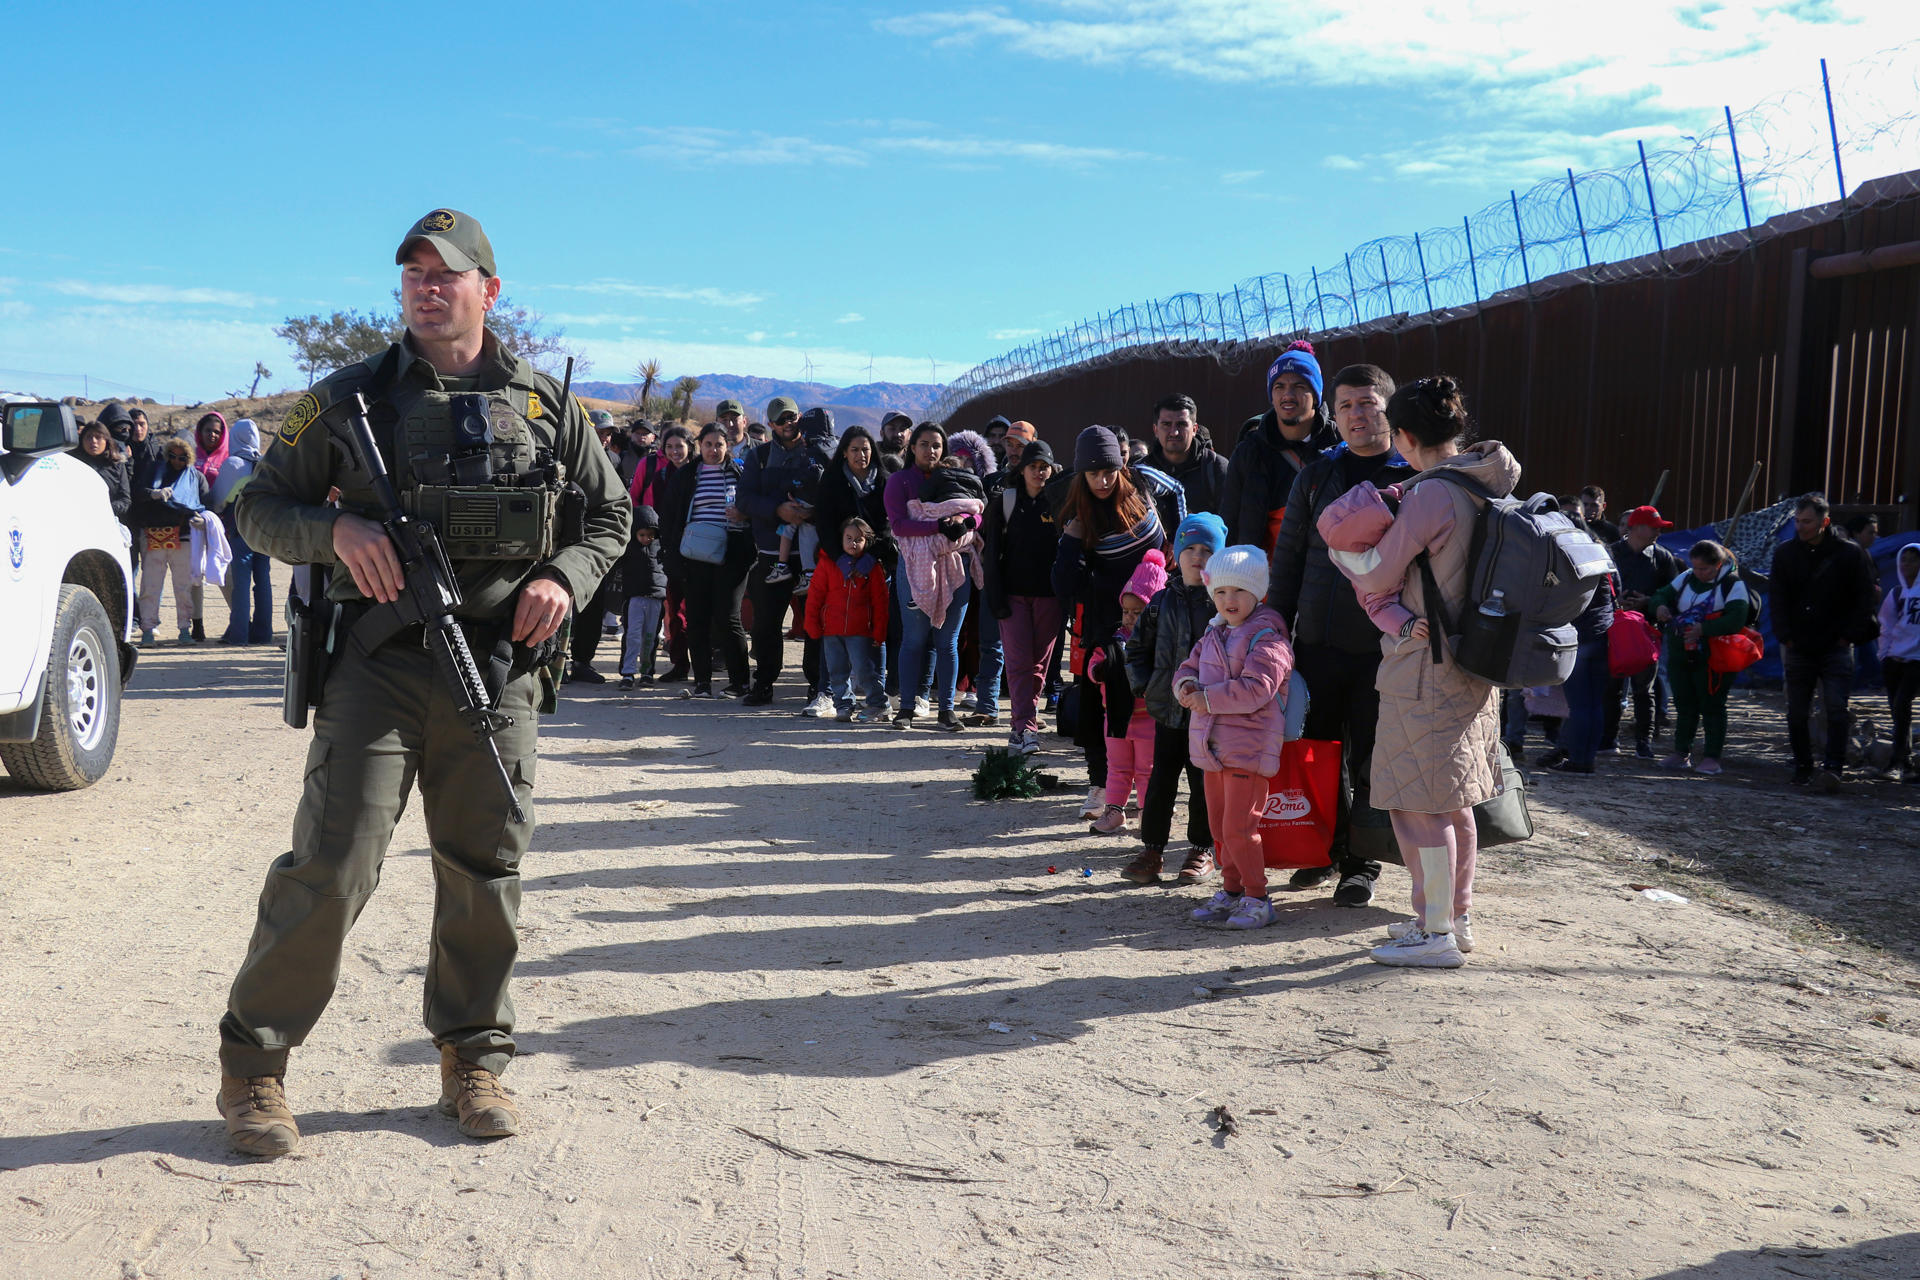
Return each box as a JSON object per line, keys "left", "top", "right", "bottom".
{"left": 1411, "top": 472, "right": 1613, "bottom": 688}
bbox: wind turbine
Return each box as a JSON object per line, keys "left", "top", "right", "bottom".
{"left": 799, "top": 353, "right": 816, "bottom": 383}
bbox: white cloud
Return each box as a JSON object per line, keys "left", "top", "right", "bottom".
{"left": 872, "top": 135, "right": 1151, "bottom": 164}
{"left": 990, "top": 327, "right": 1043, "bottom": 341}
{"left": 880, "top": 3, "right": 1920, "bottom": 122}
{"left": 48, "top": 280, "right": 268, "bottom": 307}
{"left": 1221, "top": 168, "right": 1264, "bottom": 184}
{"left": 745, "top": 331, "right": 768, "bottom": 343}
{"left": 619, "top": 125, "right": 868, "bottom": 167}
{"left": 835, "top": 312, "right": 865, "bottom": 324}
{"left": 1321, "top": 155, "right": 1364, "bottom": 172}
{"left": 543, "top": 279, "right": 765, "bottom": 308}
{"left": 0, "top": 301, "right": 287, "bottom": 402}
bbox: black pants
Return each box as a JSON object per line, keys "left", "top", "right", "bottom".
{"left": 1140, "top": 720, "right": 1210, "bottom": 850}
{"left": 1785, "top": 642, "right": 1855, "bottom": 769}
{"left": 1885, "top": 657, "right": 1920, "bottom": 768}
{"left": 571, "top": 577, "right": 618, "bottom": 667}
{"left": 683, "top": 537, "right": 752, "bottom": 690}
{"left": 747, "top": 554, "right": 819, "bottom": 697}
{"left": 1295, "top": 642, "right": 1383, "bottom": 879}
{"left": 1074, "top": 675, "right": 1107, "bottom": 788}
{"left": 1602, "top": 667, "right": 1659, "bottom": 748}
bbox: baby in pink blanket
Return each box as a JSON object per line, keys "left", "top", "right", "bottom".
{"left": 1315, "top": 481, "right": 1429, "bottom": 642}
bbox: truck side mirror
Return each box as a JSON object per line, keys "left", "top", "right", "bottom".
{"left": 2, "top": 401, "right": 79, "bottom": 483}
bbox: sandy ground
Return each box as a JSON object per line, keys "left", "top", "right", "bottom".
{"left": 3, "top": 581, "right": 1920, "bottom": 1280}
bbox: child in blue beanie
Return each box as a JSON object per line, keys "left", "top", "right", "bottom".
{"left": 1120, "top": 512, "right": 1227, "bottom": 884}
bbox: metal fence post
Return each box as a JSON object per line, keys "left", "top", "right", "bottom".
{"left": 1821, "top": 57, "right": 1847, "bottom": 202}
{"left": 1568, "top": 169, "right": 1592, "bottom": 268}
{"left": 1511, "top": 189, "right": 1532, "bottom": 291}
{"left": 1379, "top": 243, "right": 1396, "bottom": 314}
{"left": 1638, "top": 140, "right": 1666, "bottom": 260}
{"left": 1725, "top": 106, "right": 1753, "bottom": 232}
{"left": 1284, "top": 276, "right": 1298, "bottom": 334}
{"left": 1414, "top": 232, "right": 1434, "bottom": 313}
{"left": 1254, "top": 276, "right": 1273, "bottom": 334}
{"left": 1344, "top": 252, "right": 1361, "bottom": 325}
{"left": 1310, "top": 267, "right": 1328, "bottom": 331}
{"left": 1463, "top": 217, "right": 1481, "bottom": 303}
{"left": 1232, "top": 285, "right": 1251, "bottom": 341}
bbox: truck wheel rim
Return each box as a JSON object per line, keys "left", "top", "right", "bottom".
{"left": 66, "top": 624, "right": 107, "bottom": 752}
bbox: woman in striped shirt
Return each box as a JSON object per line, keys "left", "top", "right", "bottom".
{"left": 660, "top": 422, "right": 755, "bottom": 698}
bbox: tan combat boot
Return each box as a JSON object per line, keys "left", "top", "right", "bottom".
{"left": 438, "top": 1045, "right": 521, "bottom": 1139}
{"left": 217, "top": 1074, "right": 300, "bottom": 1157}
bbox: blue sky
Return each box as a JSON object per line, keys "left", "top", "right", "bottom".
{"left": 2, "top": 1, "right": 1915, "bottom": 403}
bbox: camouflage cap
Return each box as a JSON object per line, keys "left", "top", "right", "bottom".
{"left": 396, "top": 208, "right": 496, "bottom": 277}
{"left": 715, "top": 399, "right": 745, "bottom": 418}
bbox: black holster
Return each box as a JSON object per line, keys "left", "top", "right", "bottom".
{"left": 282, "top": 567, "right": 343, "bottom": 729}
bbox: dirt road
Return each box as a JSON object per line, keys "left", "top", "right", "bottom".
{"left": 3, "top": 613, "right": 1918, "bottom": 1279}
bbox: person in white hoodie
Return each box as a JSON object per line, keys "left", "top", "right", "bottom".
{"left": 1878, "top": 543, "right": 1920, "bottom": 783}
{"left": 213, "top": 419, "right": 273, "bottom": 644}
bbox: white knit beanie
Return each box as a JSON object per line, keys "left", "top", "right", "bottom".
{"left": 1203, "top": 544, "right": 1268, "bottom": 602}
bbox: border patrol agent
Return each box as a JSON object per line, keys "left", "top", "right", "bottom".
{"left": 217, "top": 209, "right": 629, "bottom": 1156}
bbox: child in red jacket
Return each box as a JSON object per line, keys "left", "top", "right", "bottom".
{"left": 805, "top": 518, "right": 892, "bottom": 722}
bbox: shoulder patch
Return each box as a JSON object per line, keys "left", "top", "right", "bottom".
{"left": 526, "top": 391, "right": 544, "bottom": 420}
{"left": 279, "top": 392, "right": 323, "bottom": 446}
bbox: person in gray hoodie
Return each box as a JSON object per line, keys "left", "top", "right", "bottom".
{"left": 213, "top": 419, "right": 273, "bottom": 644}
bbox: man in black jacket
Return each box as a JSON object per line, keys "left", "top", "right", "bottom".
{"left": 1220, "top": 342, "right": 1336, "bottom": 551}
{"left": 1143, "top": 393, "right": 1229, "bottom": 517}
{"left": 1265, "top": 364, "right": 1414, "bottom": 905}
{"left": 1603, "top": 506, "right": 1683, "bottom": 758}
{"left": 739, "top": 397, "right": 833, "bottom": 706}
{"left": 1772, "top": 493, "right": 1880, "bottom": 788}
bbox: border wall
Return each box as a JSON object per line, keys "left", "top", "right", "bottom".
{"left": 942, "top": 177, "right": 1920, "bottom": 532}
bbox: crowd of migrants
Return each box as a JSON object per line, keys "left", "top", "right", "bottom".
{"left": 71, "top": 344, "right": 1908, "bottom": 966}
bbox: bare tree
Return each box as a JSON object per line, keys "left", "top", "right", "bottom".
{"left": 249, "top": 362, "right": 272, "bottom": 397}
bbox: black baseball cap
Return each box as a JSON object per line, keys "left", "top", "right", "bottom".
{"left": 396, "top": 208, "right": 496, "bottom": 277}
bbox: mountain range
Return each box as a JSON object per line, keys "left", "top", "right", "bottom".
{"left": 575, "top": 374, "right": 942, "bottom": 429}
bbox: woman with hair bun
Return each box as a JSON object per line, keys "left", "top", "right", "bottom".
{"left": 1316, "top": 376, "right": 1519, "bottom": 969}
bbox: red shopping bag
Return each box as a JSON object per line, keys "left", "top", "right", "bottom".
{"left": 1258, "top": 738, "right": 1340, "bottom": 869}
{"left": 1607, "top": 609, "right": 1660, "bottom": 677}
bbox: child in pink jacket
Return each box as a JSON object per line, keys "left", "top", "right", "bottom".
{"left": 1087, "top": 551, "right": 1167, "bottom": 834}
{"left": 1173, "top": 545, "right": 1294, "bottom": 930}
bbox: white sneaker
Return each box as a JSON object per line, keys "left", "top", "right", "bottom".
{"left": 1370, "top": 928, "right": 1465, "bottom": 968}
{"left": 1388, "top": 912, "right": 1474, "bottom": 952}
{"left": 912, "top": 697, "right": 932, "bottom": 718}
{"left": 1224, "top": 895, "right": 1277, "bottom": 930}
{"left": 798, "top": 693, "right": 830, "bottom": 718}
{"left": 1008, "top": 730, "right": 1035, "bottom": 756}
{"left": 1080, "top": 787, "right": 1105, "bottom": 820}
{"left": 1190, "top": 890, "right": 1242, "bottom": 924}
{"left": 1022, "top": 729, "right": 1042, "bottom": 755}
{"left": 957, "top": 691, "right": 977, "bottom": 710}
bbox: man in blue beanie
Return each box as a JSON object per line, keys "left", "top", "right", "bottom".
{"left": 1266, "top": 363, "right": 1415, "bottom": 904}
{"left": 1122, "top": 511, "right": 1228, "bottom": 884}
{"left": 1221, "top": 340, "right": 1336, "bottom": 550}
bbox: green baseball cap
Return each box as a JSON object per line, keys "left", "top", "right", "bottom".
{"left": 715, "top": 399, "right": 744, "bottom": 418}
{"left": 766, "top": 396, "right": 800, "bottom": 422}
{"left": 396, "top": 208, "right": 496, "bottom": 277}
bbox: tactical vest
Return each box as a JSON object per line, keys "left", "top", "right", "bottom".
{"left": 386, "top": 382, "right": 566, "bottom": 561}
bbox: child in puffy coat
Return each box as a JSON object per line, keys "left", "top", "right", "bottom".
{"left": 617, "top": 504, "right": 669, "bottom": 687}
{"left": 1173, "top": 545, "right": 1294, "bottom": 930}
{"left": 1087, "top": 550, "right": 1166, "bottom": 835}
{"left": 805, "top": 518, "right": 892, "bottom": 721}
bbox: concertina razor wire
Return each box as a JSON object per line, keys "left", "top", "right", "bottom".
{"left": 931, "top": 44, "right": 1920, "bottom": 422}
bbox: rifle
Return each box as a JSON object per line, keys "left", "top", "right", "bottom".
{"left": 327, "top": 391, "right": 526, "bottom": 823}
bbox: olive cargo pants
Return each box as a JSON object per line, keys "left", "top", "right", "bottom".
{"left": 219, "top": 639, "right": 538, "bottom": 1079}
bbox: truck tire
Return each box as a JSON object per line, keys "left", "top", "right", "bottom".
{"left": 0, "top": 585, "right": 122, "bottom": 790}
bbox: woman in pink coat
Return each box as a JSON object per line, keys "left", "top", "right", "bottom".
{"left": 1317, "top": 377, "right": 1520, "bottom": 970}
{"left": 1173, "top": 545, "right": 1294, "bottom": 931}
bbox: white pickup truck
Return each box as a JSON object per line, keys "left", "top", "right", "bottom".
{"left": 0, "top": 396, "right": 138, "bottom": 789}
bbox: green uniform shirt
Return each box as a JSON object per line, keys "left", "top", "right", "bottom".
{"left": 237, "top": 329, "right": 629, "bottom": 619}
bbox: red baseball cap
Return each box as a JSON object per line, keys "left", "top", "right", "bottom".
{"left": 1623, "top": 505, "right": 1672, "bottom": 530}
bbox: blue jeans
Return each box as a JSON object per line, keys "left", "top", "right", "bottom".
{"left": 897, "top": 574, "right": 970, "bottom": 713}
{"left": 1561, "top": 637, "right": 1611, "bottom": 766}
{"left": 974, "top": 602, "right": 1003, "bottom": 710}
{"left": 221, "top": 519, "right": 274, "bottom": 643}
{"left": 823, "top": 635, "right": 885, "bottom": 712}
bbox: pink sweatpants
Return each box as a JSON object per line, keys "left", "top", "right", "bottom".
{"left": 1203, "top": 768, "right": 1269, "bottom": 899}
{"left": 1103, "top": 710, "right": 1157, "bottom": 809}
{"left": 1390, "top": 809, "right": 1478, "bottom": 933}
